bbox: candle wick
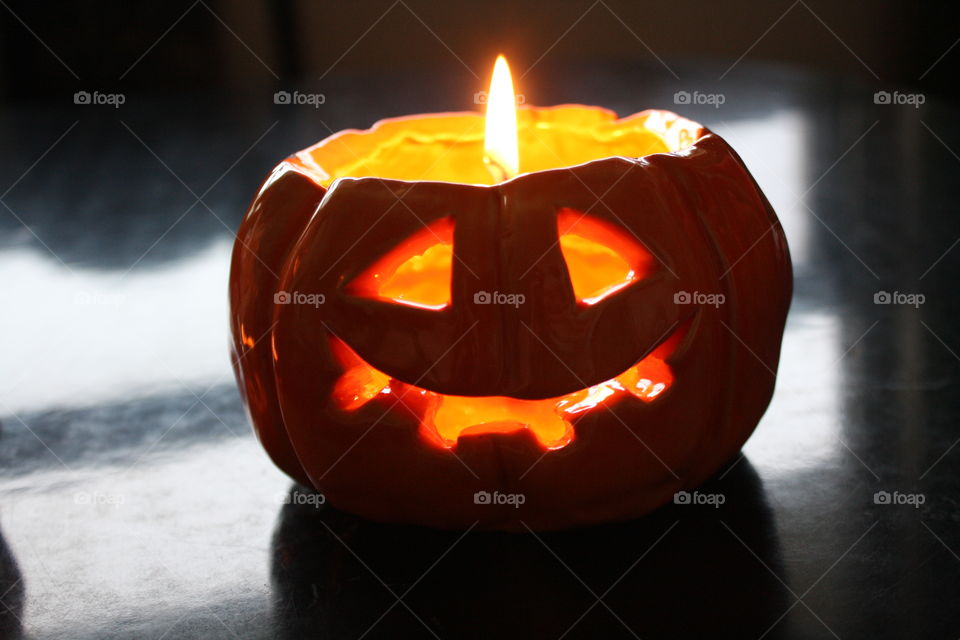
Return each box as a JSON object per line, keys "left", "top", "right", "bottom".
{"left": 484, "top": 154, "right": 511, "bottom": 183}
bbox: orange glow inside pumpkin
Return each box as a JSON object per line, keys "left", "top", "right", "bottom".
{"left": 294, "top": 108, "right": 680, "bottom": 187}
{"left": 347, "top": 210, "right": 653, "bottom": 309}
{"left": 330, "top": 323, "right": 683, "bottom": 450}
{"left": 345, "top": 217, "right": 454, "bottom": 310}
{"left": 557, "top": 208, "right": 654, "bottom": 304}
{"left": 291, "top": 60, "right": 702, "bottom": 188}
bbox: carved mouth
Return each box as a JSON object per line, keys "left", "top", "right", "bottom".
{"left": 329, "top": 323, "right": 685, "bottom": 450}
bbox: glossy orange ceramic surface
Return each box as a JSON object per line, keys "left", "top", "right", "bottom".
{"left": 229, "top": 106, "right": 792, "bottom": 530}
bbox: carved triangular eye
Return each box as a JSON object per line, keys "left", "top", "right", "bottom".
{"left": 345, "top": 217, "right": 454, "bottom": 310}
{"left": 557, "top": 208, "right": 655, "bottom": 305}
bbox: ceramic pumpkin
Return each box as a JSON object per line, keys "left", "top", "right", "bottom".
{"left": 229, "top": 107, "right": 791, "bottom": 531}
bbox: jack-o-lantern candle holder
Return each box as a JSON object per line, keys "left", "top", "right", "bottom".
{"left": 230, "top": 64, "right": 791, "bottom": 531}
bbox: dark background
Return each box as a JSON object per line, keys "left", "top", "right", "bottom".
{"left": 1, "top": 1, "right": 958, "bottom": 101}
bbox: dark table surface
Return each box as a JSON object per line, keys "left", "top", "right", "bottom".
{"left": 1, "top": 60, "right": 959, "bottom": 639}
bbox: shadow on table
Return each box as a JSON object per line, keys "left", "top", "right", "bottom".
{"left": 0, "top": 523, "right": 24, "bottom": 639}
{"left": 269, "top": 457, "right": 787, "bottom": 640}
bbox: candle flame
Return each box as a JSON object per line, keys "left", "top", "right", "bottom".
{"left": 483, "top": 55, "right": 519, "bottom": 181}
